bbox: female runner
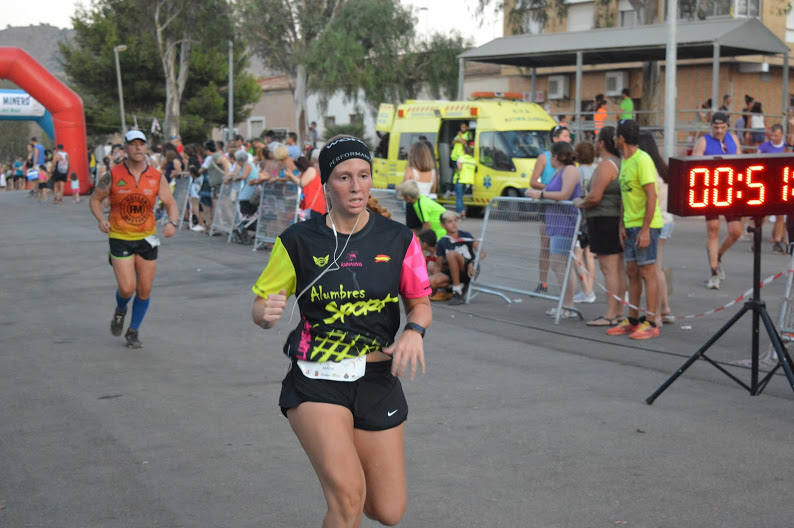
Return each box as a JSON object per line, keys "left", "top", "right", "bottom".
{"left": 251, "top": 135, "right": 432, "bottom": 527}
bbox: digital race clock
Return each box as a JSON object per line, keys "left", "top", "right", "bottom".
{"left": 668, "top": 154, "right": 794, "bottom": 217}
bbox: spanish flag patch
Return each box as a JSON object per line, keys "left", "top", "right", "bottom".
{"left": 374, "top": 254, "right": 390, "bottom": 263}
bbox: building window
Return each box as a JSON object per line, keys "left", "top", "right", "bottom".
{"left": 247, "top": 117, "right": 265, "bottom": 139}
{"left": 677, "top": 0, "right": 759, "bottom": 19}
{"left": 521, "top": 12, "right": 544, "bottom": 34}
{"left": 733, "top": 0, "right": 760, "bottom": 17}
{"left": 619, "top": 9, "right": 637, "bottom": 26}
{"left": 324, "top": 116, "right": 336, "bottom": 129}
{"left": 349, "top": 113, "right": 363, "bottom": 125}
{"left": 567, "top": 3, "right": 595, "bottom": 31}
{"left": 788, "top": 4, "right": 794, "bottom": 42}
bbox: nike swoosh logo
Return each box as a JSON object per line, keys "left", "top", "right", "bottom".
{"left": 387, "top": 409, "right": 398, "bottom": 417}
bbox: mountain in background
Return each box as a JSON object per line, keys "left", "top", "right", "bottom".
{"left": 0, "top": 24, "right": 74, "bottom": 81}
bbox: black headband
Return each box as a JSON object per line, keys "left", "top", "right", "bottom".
{"left": 318, "top": 136, "right": 372, "bottom": 184}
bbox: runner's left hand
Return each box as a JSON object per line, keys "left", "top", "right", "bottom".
{"left": 384, "top": 331, "right": 425, "bottom": 380}
{"left": 163, "top": 222, "right": 176, "bottom": 238}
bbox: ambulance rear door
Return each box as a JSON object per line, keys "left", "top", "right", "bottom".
{"left": 387, "top": 105, "right": 441, "bottom": 188}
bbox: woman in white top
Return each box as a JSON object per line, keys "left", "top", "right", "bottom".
{"left": 749, "top": 101, "right": 766, "bottom": 147}
{"left": 402, "top": 141, "right": 437, "bottom": 229}
{"left": 572, "top": 141, "right": 597, "bottom": 304}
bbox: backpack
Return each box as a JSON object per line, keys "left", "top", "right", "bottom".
{"left": 57, "top": 151, "right": 69, "bottom": 173}
{"left": 206, "top": 153, "right": 226, "bottom": 187}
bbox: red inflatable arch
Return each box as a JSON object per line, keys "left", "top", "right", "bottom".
{"left": 0, "top": 47, "right": 88, "bottom": 194}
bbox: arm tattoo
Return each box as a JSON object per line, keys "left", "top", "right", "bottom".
{"left": 96, "top": 173, "right": 111, "bottom": 191}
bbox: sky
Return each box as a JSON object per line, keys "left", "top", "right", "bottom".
{"left": 4, "top": 0, "right": 503, "bottom": 47}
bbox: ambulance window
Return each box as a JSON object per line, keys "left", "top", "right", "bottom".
{"left": 375, "top": 132, "right": 389, "bottom": 159}
{"left": 479, "top": 132, "right": 515, "bottom": 171}
{"left": 398, "top": 133, "right": 438, "bottom": 160}
{"left": 498, "top": 131, "right": 546, "bottom": 159}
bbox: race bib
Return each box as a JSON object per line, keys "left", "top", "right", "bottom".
{"left": 297, "top": 355, "right": 366, "bottom": 382}
{"left": 144, "top": 234, "right": 161, "bottom": 248}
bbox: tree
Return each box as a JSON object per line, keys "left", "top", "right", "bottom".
{"left": 59, "top": 0, "right": 260, "bottom": 142}
{"left": 236, "top": 0, "right": 467, "bottom": 141}
{"left": 306, "top": 3, "right": 467, "bottom": 108}
{"left": 303, "top": 0, "right": 413, "bottom": 109}
{"left": 236, "top": 0, "right": 343, "bottom": 144}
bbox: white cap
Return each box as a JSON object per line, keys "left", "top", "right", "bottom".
{"left": 124, "top": 130, "right": 147, "bottom": 144}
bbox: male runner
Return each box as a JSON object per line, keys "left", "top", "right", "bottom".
{"left": 692, "top": 112, "right": 743, "bottom": 289}
{"left": 90, "top": 130, "right": 179, "bottom": 348}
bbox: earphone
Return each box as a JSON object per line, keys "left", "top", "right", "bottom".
{"left": 286, "top": 182, "right": 363, "bottom": 325}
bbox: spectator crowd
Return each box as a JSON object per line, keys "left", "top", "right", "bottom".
{"left": 2, "top": 96, "right": 792, "bottom": 345}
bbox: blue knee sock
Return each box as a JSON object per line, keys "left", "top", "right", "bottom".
{"left": 116, "top": 291, "right": 132, "bottom": 312}
{"left": 129, "top": 297, "right": 150, "bottom": 330}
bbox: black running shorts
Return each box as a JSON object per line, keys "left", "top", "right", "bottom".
{"left": 279, "top": 359, "right": 408, "bottom": 431}
{"left": 587, "top": 216, "right": 623, "bottom": 256}
{"left": 108, "top": 237, "right": 158, "bottom": 262}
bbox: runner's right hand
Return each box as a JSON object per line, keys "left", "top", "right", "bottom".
{"left": 98, "top": 219, "right": 110, "bottom": 233}
{"left": 263, "top": 290, "right": 287, "bottom": 324}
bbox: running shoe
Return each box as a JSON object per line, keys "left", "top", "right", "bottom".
{"left": 773, "top": 241, "right": 786, "bottom": 254}
{"left": 191, "top": 224, "right": 205, "bottom": 232}
{"left": 606, "top": 319, "right": 638, "bottom": 336}
{"left": 707, "top": 274, "right": 720, "bottom": 290}
{"left": 717, "top": 259, "right": 726, "bottom": 280}
{"left": 661, "top": 313, "right": 676, "bottom": 325}
{"left": 573, "top": 291, "right": 596, "bottom": 304}
{"left": 124, "top": 328, "right": 143, "bottom": 349}
{"left": 534, "top": 282, "right": 548, "bottom": 294}
{"left": 110, "top": 307, "right": 127, "bottom": 336}
{"left": 448, "top": 292, "right": 465, "bottom": 306}
{"left": 629, "top": 321, "right": 660, "bottom": 340}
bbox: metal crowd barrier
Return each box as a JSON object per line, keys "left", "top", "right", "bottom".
{"left": 209, "top": 180, "right": 245, "bottom": 238}
{"left": 465, "top": 196, "right": 582, "bottom": 324}
{"left": 369, "top": 188, "right": 406, "bottom": 225}
{"left": 158, "top": 175, "right": 192, "bottom": 229}
{"left": 777, "top": 250, "right": 794, "bottom": 341}
{"left": 253, "top": 180, "right": 301, "bottom": 251}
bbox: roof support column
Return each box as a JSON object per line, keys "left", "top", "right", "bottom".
{"left": 458, "top": 57, "right": 465, "bottom": 100}
{"left": 531, "top": 67, "right": 537, "bottom": 102}
{"left": 711, "top": 42, "right": 720, "bottom": 113}
{"left": 783, "top": 51, "right": 789, "bottom": 125}
{"left": 575, "top": 51, "right": 582, "bottom": 140}
{"left": 664, "top": 0, "right": 677, "bottom": 158}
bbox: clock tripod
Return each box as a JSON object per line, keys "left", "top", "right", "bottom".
{"left": 646, "top": 217, "right": 794, "bottom": 404}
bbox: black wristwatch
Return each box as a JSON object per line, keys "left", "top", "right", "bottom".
{"left": 404, "top": 322, "right": 426, "bottom": 338}
{"left": 169, "top": 220, "right": 179, "bottom": 228}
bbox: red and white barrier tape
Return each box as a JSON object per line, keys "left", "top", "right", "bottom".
{"left": 570, "top": 252, "right": 794, "bottom": 320}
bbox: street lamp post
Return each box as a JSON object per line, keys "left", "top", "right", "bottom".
{"left": 113, "top": 44, "right": 128, "bottom": 135}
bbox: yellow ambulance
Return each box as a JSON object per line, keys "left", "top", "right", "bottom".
{"left": 372, "top": 93, "right": 558, "bottom": 213}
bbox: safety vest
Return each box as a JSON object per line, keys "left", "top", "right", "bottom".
{"left": 450, "top": 131, "right": 473, "bottom": 162}
{"left": 455, "top": 153, "right": 476, "bottom": 185}
{"left": 108, "top": 163, "right": 161, "bottom": 240}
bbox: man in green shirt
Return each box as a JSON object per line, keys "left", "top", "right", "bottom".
{"left": 607, "top": 119, "right": 662, "bottom": 340}
{"left": 619, "top": 88, "right": 635, "bottom": 120}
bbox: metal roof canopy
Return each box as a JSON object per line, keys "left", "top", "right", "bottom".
{"left": 460, "top": 18, "right": 788, "bottom": 68}
{"left": 457, "top": 17, "right": 790, "bottom": 157}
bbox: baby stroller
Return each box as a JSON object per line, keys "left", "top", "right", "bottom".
{"left": 230, "top": 184, "right": 261, "bottom": 245}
